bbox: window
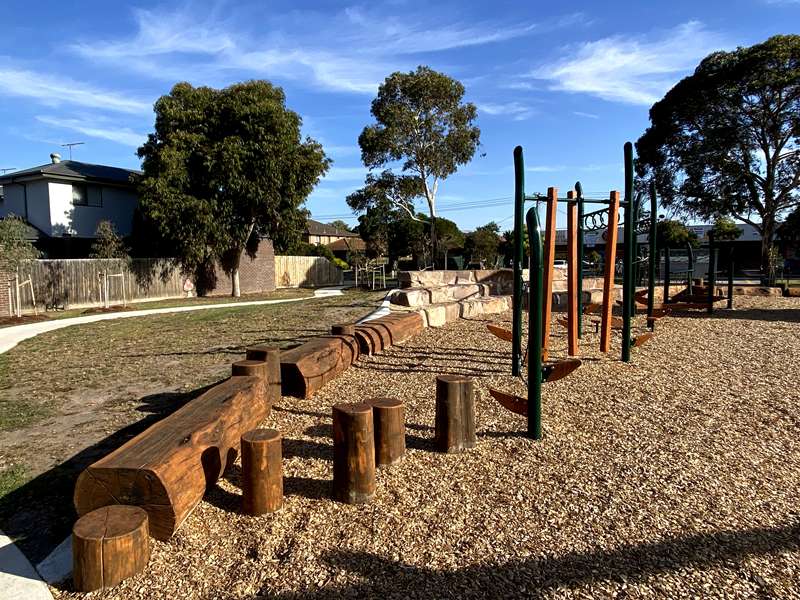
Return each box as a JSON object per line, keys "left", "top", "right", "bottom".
{"left": 72, "top": 184, "right": 88, "bottom": 206}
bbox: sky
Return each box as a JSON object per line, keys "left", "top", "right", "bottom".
{"left": 1, "top": 0, "right": 797, "bottom": 231}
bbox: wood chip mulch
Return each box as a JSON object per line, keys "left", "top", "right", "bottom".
{"left": 52, "top": 296, "right": 800, "bottom": 599}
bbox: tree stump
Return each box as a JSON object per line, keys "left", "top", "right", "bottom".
{"left": 331, "top": 324, "right": 355, "bottom": 335}
{"left": 245, "top": 346, "right": 281, "bottom": 405}
{"left": 435, "top": 375, "right": 476, "bottom": 453}
{"left": 366, "top": 398, "right": 405, "bottom": 466}
{"left": 241, "top": 429, "right": 283, "bottom": 515}
{"left": 332, "top": 403, "right": 376, "bottom": 504}
{"left": 232, "top": 359, "right": 268, "bottom": 378}
{"left": 72, "top": 505, "right": 150, "bottom": 592}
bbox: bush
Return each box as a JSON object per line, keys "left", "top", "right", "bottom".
{"left": 332, "top": 257, "right": 349, "bottom": 270}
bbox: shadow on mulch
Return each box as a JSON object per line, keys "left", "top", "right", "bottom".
{"left": 253, "top": 519, "right": 800, "bottom": 599}
{"left": 0, "top": 381, "right": 220, "bottom": 565}
{"left": 677, "top": 307, "right": 800, "bottom": 323}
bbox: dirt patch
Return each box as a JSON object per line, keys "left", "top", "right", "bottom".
{"left": 0, "top": 314, "right": 49, "bottom": 327}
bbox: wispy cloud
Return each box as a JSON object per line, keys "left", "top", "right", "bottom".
{"left": 35, "top": 115, "right": 146, "bottom": 147}
{"left": 573, "top": 111, "right": 599, "bottom": 119}
{"left": 477, "top": 101, "right": 537, "bottom": 121}
{"left": 0, "top": 66, "right": 151, "bottom": 114}
{"left": 531, "top": 21, "right": 727, "bottom": 105}
{"left": 321, "top": 166, "right": 368, "bottom": 182}
{"left": 526, "top": 165, "right": 565, "bottom": 173}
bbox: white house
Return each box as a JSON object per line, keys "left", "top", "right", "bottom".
{"left": 0, "top": 153, "right": 140, "bottom": 251}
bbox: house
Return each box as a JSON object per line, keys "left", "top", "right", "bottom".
{"left": 304, "top": 219, "right": 360, "bottom": 246}
{"left": 0, "top": 154, "right": 140, "bottom": 257}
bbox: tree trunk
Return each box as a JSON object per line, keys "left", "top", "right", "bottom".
{"left": 430, "top": 215, "right": 437, "bottom": 268}
{"left": 232, "top": 268, "right": 241, "bottom": 297}
{"left": 760, "top": 218, "right": 775, "bottom": 283}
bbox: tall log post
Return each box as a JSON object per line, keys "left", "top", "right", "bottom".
{"left": 435, "top": 375, "right": 476, "bottom": 453}
{"left": 600, "top": 191, "right": 621, "bottom": 353}
{"left": 366, "top": 398, "right": 405, "bottom": 466}
{"left": 541, "top": 187, "right": 559, "bottom": 361}
{"left": 241, "top": 429, "right": 283, "bottom": 515}
{"left": 245, "top": 346, "right": 282, "bottom": 405}
{"left": 332, "top": 403, "right": 376, "bottom": 504}
{"left": 73, "top": 505, "right": 150, "bottom": 592}
{"left": 566, "top": 191, "right": 579, "bottom": 356}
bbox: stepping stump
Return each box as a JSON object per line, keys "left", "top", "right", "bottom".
{"left": 435, "top": 375, "right": 476, "bottom": 453}
{"left": 332, "top": 403, "right": 376, "bottom": 504}
{"left": 241, "top": 429, "right": 283, "bottom": 515}
{"left": 245, "top": 346, "right": 282, "bottom": 405}
{"left": 331, "top": 324, "right": 355, "bottom": 336}
{"left": 73, "top": 505, "right": 150, "bottom": 592}
{"left": 366, "top": 398, "right": 406, "bottom": 466}
{"left": 232, "top": 359, "right": 268, "bottom": 378}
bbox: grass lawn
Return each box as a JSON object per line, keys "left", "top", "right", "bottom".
{"left": 0, "top": 288, "right": 385, "bottom": 563}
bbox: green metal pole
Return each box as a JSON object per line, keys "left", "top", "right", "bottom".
{"left": 576, "top": 181, "right": 584, "bottom": 339}
{"left": 526, "top": 206, "right": 543, "bottom": 440}
{"left": 647, "top": 182, "right": 657, "bottom": 328}
{"left": 708, "top": 232, "right": 717, "bottom": 315}
{"left": 512, "top": 146, "right": 525, "bottom": 377}
{"left": 622, "top": 142, "right": 634, "bottom": 363}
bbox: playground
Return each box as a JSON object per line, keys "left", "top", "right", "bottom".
{"left": 40, "top": 293, "right": 800, "bottom": 599}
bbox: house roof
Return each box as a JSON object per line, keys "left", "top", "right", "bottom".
{"left": 305, "top": 219, "right": 359, "bottom": 237}
{"left": 326, "top": 237, "right": 366, "bottom": 252}
{"left": 0, "top": 160, "right": 141, "bottom": 186}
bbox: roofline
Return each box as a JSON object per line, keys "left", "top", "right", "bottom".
{"left": 0, "top": 172, "right": 138, "bottom": 187}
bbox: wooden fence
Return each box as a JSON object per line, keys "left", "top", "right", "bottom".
{"left": 275, "top": 256, "right": 343, "bottom": 288}
{"left": 15, "top": 258, "right": 185, "bottom": 311}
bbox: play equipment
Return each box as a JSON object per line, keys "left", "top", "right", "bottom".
{"left": 435, "top": 375, "right": 477, "bottom": 453}
{"left": 7, "top": 273, "right": 37, "bottom": 317}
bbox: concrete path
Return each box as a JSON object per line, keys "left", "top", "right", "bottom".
{"left": 0, "top": 532, "right": 53, "bottom": 599}
{"left": 0, "top": 287, "right": 344, "bottom": 355}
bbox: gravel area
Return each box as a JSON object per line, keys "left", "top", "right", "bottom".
{"left": 52, "top": 296, "right": 800, "bottom": 599}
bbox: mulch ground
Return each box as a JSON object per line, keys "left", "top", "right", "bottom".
{"left": 50, "top": 296, "right": 800, "bottom": 599}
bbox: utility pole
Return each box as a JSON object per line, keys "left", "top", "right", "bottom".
{"left": 61, "top": 142, "right": 85, "bottom": 160}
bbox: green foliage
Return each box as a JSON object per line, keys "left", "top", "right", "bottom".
{"left": 430, "top": 216, "right": 464, "bottom": 252}
{"left": 636, "top": 35, "right": 800, "bottom": 270}
{"left": 332, "top": 257, "right": 349, "bottom": 270}
{"left": 465, "top": 222, "right": 501, "bottom": 265}
{"left": 355, "top": 66, "right": 480, "bottom": 256}
{"left": 586, "top": 250, "right": 602, "bottom": 266}
{"left": 136, "top": 80, "right": 329, "bottom": 293}
{"left": 710, "top": 217, "right": 742, "bottom": 241}
{"left": 90, "top": 220, "right": 129, "bottom": 259}
{"left": 501, "top": 227, "right": 529, "bottom": 265}
{"left": 656, "top": 219, "right": 698, "bottom": 249}
{"left": 326, "top": 220, "right": 352, "bottom": 233}
{"left": 779, "top": 208, "right": 800, "bottom": 241}
{"left": 0, "top": 214, "right": 39, "bottom": 272}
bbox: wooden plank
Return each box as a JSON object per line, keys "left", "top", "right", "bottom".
{"left": 566, "top": 192, "right": 579, "bottom": 357}
{"left": 487, "top": 323, "right": 513, "bottom": 342}
{"left": 74, "top": 376, "right": 269, "bottom": 540}
{"left": 600, "top": 191, "right": 620, "bottom": 353}
{"left": 541, "top": 187, "right": 558, "bottom": 361}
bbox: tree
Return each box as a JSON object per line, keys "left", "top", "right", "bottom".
{"left": 0, "top": 214, "right": 39, "bottom": 272}
{"left": 710, "top": 216, "right": 743, "bottom": 241}
{"left": 90, "top": 220, "right": 129, "bottom": 259}
{"left": 501, "top": 228, "right": 529, "bottom": 266}
{"left": 326, "top": 220, "right": 352, "bottom": 233}
{"left": 354, "top": 66, "right": 480, "bottom": 261}
{"left": 425, "top": 215, "right": 464, "bottom": 268}
{"left": 465, "top": 222, "right": 501, "bottom": 266}
{"left": 137, "top": 80, "right": 329, "bottom": 296}
{"left": 636, "top": 35, "right": 800, "bottom": 273}
{"left": 656, "top": 219, "right": 698, "bottom": 249}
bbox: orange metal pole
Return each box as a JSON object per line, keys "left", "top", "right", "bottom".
{"left": 541, "top": 187, "right": 558, "bottom": 361}
{"left": 567, "top": 191, "right": 579, "bottom": 357}
{"left": 600, "top": 191, "right": 620, "bottom": 353}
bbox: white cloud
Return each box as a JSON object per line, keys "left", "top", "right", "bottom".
{"left": 526, "top": 165, "right": 565, "bottom": 173}
{"left": 36, "top": 116, "right": 145, "bottom": 147}
{"left": 0, "top": 67, "right": 151, "bottom": 114}
{"left": 531, "top": 21, "right": 727, "bottom": 105}
{"left": 476, "top": 102, "right": 537, "bottom": 121}
{"left": 573, "top": 111, "right": 599, "bottom": 119}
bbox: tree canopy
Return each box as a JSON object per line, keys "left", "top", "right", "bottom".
{"left": 0, "top": 215, "right": 39, "bottom": 272}
{"left": 326, "top": 220, "right": 352, "bottom": 233}
{"left": 636, "top": 35, "right": 800, "bottom": 270}
{"left": 656, "top": 219, "right": 698, "bottom": 249}
{"left": 351, "top": 66, "right": 480, "bottom": 262}
{"left": 136, "top": 80, "right": 329, "bottom": 295}
{"left": 465, "top": 222, "right": 501, "bottom": 266}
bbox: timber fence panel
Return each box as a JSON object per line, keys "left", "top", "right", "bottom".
{"left": 274, "top": 256, "right": 343, "bottom": 288}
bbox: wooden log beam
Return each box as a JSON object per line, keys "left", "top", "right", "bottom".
{"left": 241, "top": 429, "right": 283, "bottom": 515}
{"left": 74, "top": 376, "right": 268, "bottom": 540}
{"left": 280, "top": 334, "right": 359, "bottom": 398}
{"left": 366, "top": 398, "right": 405, "bottom": 466}
{"left": 541, "top": 187, "right": 558, "bottom": 361}
{"left": 600, "top": 191, "right": 620, "bottom": 353}
{"left": 245, "top": 346, "right": 281, "bottom": 405}
{"left": 435, "top": 375, "right": 476, "bottom": 453}
{"left": 332, "top": 403, "right": 376, "bottom": 504}
{"left": 72, "top": 505, "right": 150, "bottom": 592}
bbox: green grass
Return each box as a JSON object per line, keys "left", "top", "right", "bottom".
{"left": 0, "top": 464, "right": 28, "bottom": 500}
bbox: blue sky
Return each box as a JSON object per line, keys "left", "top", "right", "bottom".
{"left": 1, "top": 0, "right": 797, "bottom": 231}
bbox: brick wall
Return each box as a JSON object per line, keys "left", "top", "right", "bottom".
{"left": 210, "top": 239, "right": 276, "bottom": 296}
{"left": 0, "top": 269, "right": 10, "bottom": 316}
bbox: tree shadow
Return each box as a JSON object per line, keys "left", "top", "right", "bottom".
{"left": 0, "top": 382, "right": 219, "bottom": 565}
{"left": 284, "top": 476, "right": 329, "bottom": 501}
{"left": 253, "top": 519, "right": 800, "bottom": 599}
{"left": 678, "top": 307, "right": 800, "bottom": 324}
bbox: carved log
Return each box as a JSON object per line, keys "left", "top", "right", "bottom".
{"left": 241, "top": 429, "right": 283, "bottom": 515}
{"left": 331, "top": 324, "right": 355, "bottom": 335}
{"left": 232, "top": 359, "right": 268, "bottom": 378}
{"left": 280, "top": 334, "right": 359, "bottom": 398}
{"left": 245, "top": 346, "right": 281, "bottom": 405}
{"left": 73, "top": 505, "right": 150, "bottom": 592}
{"left": 366, "top": 398, "right": 405, "bottom": 466}
{"left": 74, "top": 376, "right": 268, "bottom": 540}
{"left": 332, "top": 403, "right": 376, "bottom": 504}
{"left": 435, "top": 375, "right": 476, "bottom": 453}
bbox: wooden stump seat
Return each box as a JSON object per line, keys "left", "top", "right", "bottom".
{"left": 74, "top": 376, "right": 271, "bottom": 540}
{"left": 280, "top": 334, "right": 360, "bottom": 398}
{"left": 332, "top": 403, "right": 376, "bottom": 504}
{"left": 241, "top": 428, "right": 283, "bottom": 515}
{"left": 435, "top": 375, "right": 476, "bottom": 453}
{"left": 366, "top": 398, "right": 406, "bottom": 466}
{"left": 72, "top": 505, "right": 150, "bottom": 592}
